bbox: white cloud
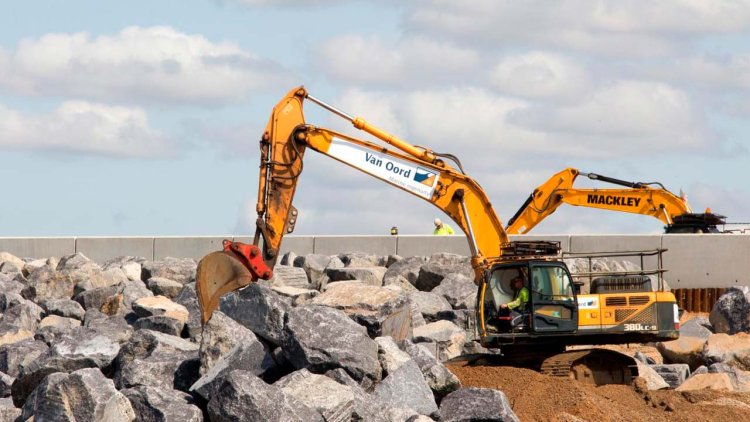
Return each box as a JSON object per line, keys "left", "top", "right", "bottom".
{"left": 0, "top": 101, "right": 173, "bottom": 157}
{"left": 688, "top": 183, "right": 750, "bottom": 222}
{"left": 317, "top": 35, "right": 480, "bottom": 86}
{"left": 489, "top": 51, "right": 591, "bottom": 101}
{"left": 509, "top": 80, "right": 713, "bottom": 156}
{"left": 406, "top": 0, "right": 750, "bottom": 56}
{"left": 0, "top": 26, "right": 291, "bottom": 104}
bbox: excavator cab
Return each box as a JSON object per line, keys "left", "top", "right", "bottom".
{"left": 481, "top": 261, "right": 578, "bottom": 341}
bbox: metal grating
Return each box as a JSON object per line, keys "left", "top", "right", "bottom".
{"left": 605, "top": 297, "right": 627, "bottom": 307}
{"left": 615, "top": 308, "right": 636, "bottom": 322}
{"left": 629, "top": 305, "right": 657, "bottom": 325}
{"left": 628, "top": 296, "right": 650, "bottom": 306}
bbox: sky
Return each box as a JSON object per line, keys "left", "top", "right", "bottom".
{"left": 1, "top": 0, "right": 749, "bottom": 237}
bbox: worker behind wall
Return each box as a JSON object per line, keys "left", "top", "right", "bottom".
{"left": 433, "top": 218, "right": 455, "bottom": 235}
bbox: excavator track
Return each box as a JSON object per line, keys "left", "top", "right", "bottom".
{"left": 449, "top": 348, "right": 638, "bottom": 386}
{"left": 540, "top": 349, "right": 637, "bottom": 385}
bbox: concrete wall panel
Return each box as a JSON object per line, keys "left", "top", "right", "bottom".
{"left": 662, "top": 234, "right": 750, "bottom": 289}
{"left": 396, "top": 235, "right": 471, "bottom": 257}
{"left": 76, "top": 237, "right": 154, "bottom": 263}
{"left": 153, "top": 237, "right": 227, "bottom": 260}
{"left": 0, "top": 237, "right": 75, "bottom": 259}
{"left": 569, "top": 234, "right": 663, "bottom": 271}
{"left": 313, "top": 236, "right": 397, "bottom": 256}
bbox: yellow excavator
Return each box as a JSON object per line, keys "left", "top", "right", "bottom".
{"left": 195, "top": 87, "right": 680, "bottom": 385}
{"left": 506, "top": 168, "right": 726, "bottom": 235}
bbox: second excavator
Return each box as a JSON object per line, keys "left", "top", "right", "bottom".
{"left": 506, "top": 168, "right": 726, "bottom": 234}
{"left": 194, "top": 87, "right": 681, "bottom": 385}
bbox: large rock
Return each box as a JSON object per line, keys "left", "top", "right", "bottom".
{"left": 397, "top": 339, "right": 461, "bottom": 399}
{"left": 21, "top": 368, "right": 135, "bottom": 421}
{"left": 43, "top": 298, "right": 86, "bottom": 320}
{"left": 431, "top": 273, "right": 477, "bottom": 309}
{"left": 271, "top": 285, "right": 320, "bottom": 306}
{"left": 0, "top": 339, "right": 48, "bottom": 378}
{"left": 276, "top": 369, "right": 356, "bottom": 422}
{"left": 412, "top": 320, "right": 467, "bottom": 361}
{"left": 271, "top": 265, "right": 312, "bottom": 289}
{"left": 122, "top": 385, "right": 203, "bottom": 422}
{"left": 375, "top": 359, "right": 438, "bottom": 417}
{"left": 651, "top": 363, "right": 691, "bottom": 389}
{"left": 0, "top": 372, "right": 12, "bottom": 398}
{"left": 338, "top": 253, "right": 386, "bottom": 268}
{"left": 207, "top": 370, "right": 323, "bottom": 422}
{"left": 115, "top": 330, "right": 200, "bottom": 392}
{"left": 383, "top": 256, "right": 428, "bottom": 289}
{"left": 439, "top": 387, "right": 519, "bottom": 422}
{"left": 409, "top": 291, "right": 452, "bottom": 322}
{"left": 74, "top": 267, "right": 129, "bottom": 294}
{"left": 0, "top": 397, "right": 20, "bottom": 421}
{"left": 102, "top": 256, "right": 145, "bottom": 282}
{"left": 0, "top": 276, "right": 25, "bottom": 313}
{"left": 12, "top": 327, "right": 121, "bottom": 406}
{"left": 414, "top": 255, "right": 473, "bottom": 292}
{"left": 676, "top": 372, "right": 735, "bottom": 392}
{"left": 174, "top": 282, "right": 202, "bottom": 342}
{"left": 311, "top": 282, "right": 412, "bottom": 340}
{"left": 0, "top": 300, "right": 43, "bottom": 331}
{"left": 199, "top": 311, "right": 274, "bottom": 377}
{"left": 220, "top": 284, "right": 291, "bottom": 346}
{"left": 710, "top": 287, "right": 750, "bottom": 334}
{"left": 293, "top": 254, "right": 343, "bottom": 290}
{"left": 133, "top": 316, "right": 185, "bottom": 337}
{"left": 146, "top": 277, "right": 184, "bottom": 299}
{"left": 190, "top": 340, "right": 282, "bottom": 401}
{"left": 375, "top": 337, "right": 412, "bottom": 376}
{"left": 703, "top": 332, "right": 750, "bottom": 370}
{"left": 141, "top": 258, "right": 197, "bottom": 285}
{"left": 84, "top": 311, "right": 135, "bottom": 345}
{"left": 20, "top": 259, "right": 76, "bottom": 302}
{"left": 635, "top": 361, "right": 669, "bottom": 390}
{"left": 74, "top": 284, "right": 122, "bottom": 311}
{"left": 657, "top": 317, "right": 712, "bottom": 369}
{"left": 326, "top": 267, "right": 388, "bottom": 287}
{"left": 0, "top": 253, "right": 24, "bottom": 274}
{"left": 133, "top": 296, "right": 189, "bottom": 325}
{"left": 282, "top": 305, "right": 381, "bottom": 387}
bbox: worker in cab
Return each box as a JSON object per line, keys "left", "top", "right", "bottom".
{"left": 433, "top": 218, "right": 455, "bottom": 235}
{"left": 501, "top": 275, "right": 529, "bottom": 329}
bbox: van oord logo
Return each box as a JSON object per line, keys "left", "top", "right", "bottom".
{"left": 414, "top": 167, "right": 436, "bottom": 187}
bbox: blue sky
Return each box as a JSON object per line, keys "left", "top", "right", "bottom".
{"left": 1, "top": 0, "right": 749, "bottom": 236}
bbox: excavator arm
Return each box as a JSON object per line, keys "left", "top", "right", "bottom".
{"left": 196, "top": 86, "right": 508, "bottom": 323}
{"left": 506, "top": 167, "right": 724, "bottom": 234}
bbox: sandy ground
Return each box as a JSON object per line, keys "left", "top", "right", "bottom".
{"left": 447, "top": 362, "right": 750, "bottom": 422}
{"left": 446, "top": 313, "right": 748, "bottom": 422}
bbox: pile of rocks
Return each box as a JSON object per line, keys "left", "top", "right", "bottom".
{"left": 650, "top": 286, "right": 750, "bottom": 392}
{"left": 0, "top": 250, "right": 516, "bottom": 422}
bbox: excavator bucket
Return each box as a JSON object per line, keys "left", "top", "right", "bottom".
{"left": 195, "top": 250, "right": 256, "bottom": 324}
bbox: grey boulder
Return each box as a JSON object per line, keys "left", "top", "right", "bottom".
{"left": 282, "top": 305, "right": 381, "bottom": 388}
{"left": 21, "top": 368, "right": 135, "bottom": 422}
{"left": 311, "top": 281, "right": 412, "bottom": 340}
{"left": 115, "top": 330, "right": 200, "bottom": 392}
{"left": 141, "top": 258, "right": 197, "bottom": 285}
{"left": 207, "top": 370, "right": 322, "bottom": 422}
{"left": 439, "top": 387, "right": 519, "bottom": 422}
{"left": 122, "top": 385, "right": 203, "bottom": 422}
{"left": 220, "top": 284, "right": 291, "bottom": 346}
